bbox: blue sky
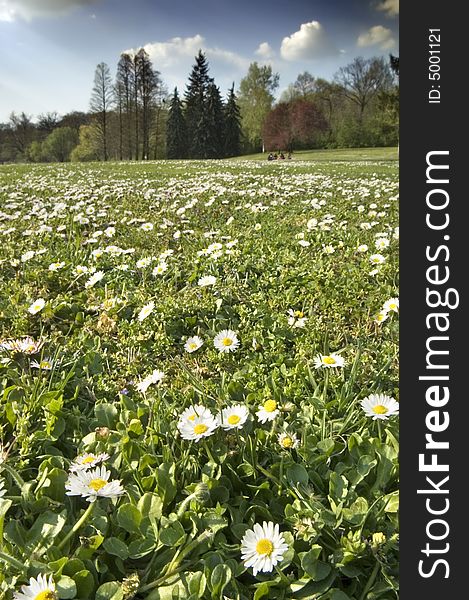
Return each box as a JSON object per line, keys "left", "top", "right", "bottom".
{"left": 0, "top": 0, "right": 399, "bottom": 122}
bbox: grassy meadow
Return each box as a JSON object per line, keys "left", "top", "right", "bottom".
{"left": 0, "top": 156, "right": 399, "bottom": 600}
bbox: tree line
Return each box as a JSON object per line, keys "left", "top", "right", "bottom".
{"left": 0, "top": 52, "right": 398, "bottom": 163}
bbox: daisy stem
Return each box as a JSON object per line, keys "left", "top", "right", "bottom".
{"left": 278, "top": 455, "right": 284, "bottom": 496}
{"left": 359, "top": 559, "right": 381, "bottom": 600}
{"left": 377, "top": 420, "right": 382, "bottom": 442}
{"left": 203, "top": 440, "right": 217, "bottom": 465}
{"left": 322, "top": 369, "right": 329, "bottom": 403}
{"left": 57, "top": 501, "right": 95, "bottom": 550}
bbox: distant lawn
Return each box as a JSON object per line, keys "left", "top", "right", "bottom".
{"left": 229, "top": 147, "right": 398, "bottom": 162}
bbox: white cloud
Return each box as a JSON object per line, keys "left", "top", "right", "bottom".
{"left": 255, "top": 42, "right": 275, "bottom": 60}
{"left": 376, "top": 0, "right": 399, "bottom": 17}
{"left": 126, "top": 35, "right": 249, "bottom": 71}
{"left": 357, "top": 25, "right": 396, "bottom": 50}
{"left": 0, "top": 0, "right": 99, "bottom": 21}
{"left": 280, "top": 21, "right": 338, "bottom": 61}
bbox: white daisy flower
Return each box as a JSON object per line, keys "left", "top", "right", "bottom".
{"left": 217, "top": 404, "right": 249, "bottom": 430}
{"left": 48, "top": 261, "right": 65, "bottom": 271}
{"left": 138, "top": 301, "right": 155, "bottom": 322}
{"left": 28, "top": 298, "right": 46, "bottom": 315}
{"left": 74, "top": 265, "right": 89, "bottom": 275}
{"left": 360, "top": 394, "right": 399, "bottom": 420}
{"left": 369, "top": 254, "right": 386, "bottom": 265}
{"left": 298, "top": 240, "right": 310, "bottom": 247}
{"left": 136, "top": 257, "right": 152, "bottom": 269}
{"left": 152, "top": 262, "right": 168, "bottom": 276}
{"left": 178, "top": 404, "right": 214, "bottom": 425}
{"left": 383, "top": 298, "right": 399, "bottom": 313}
{"left": 314, "top": 353, "right": 346, "bottom": 369}
{"left": 184, "top": 336, "right": 204, "bottom": 353}
{"left": 287, "top": 309, "right": 308, "bottom": 328}
{"left": 65, "top": 465, "right": 125, "bottom": 502}
{"left": 70, "top": 453, "right": 110, "bottom": 473}
{"left": 213, "top": 330, "right": 240, "bottom": 353}
{"left": 30, "top": 358, "right": 54, "bottom": 370}
{"left": 13, "top": 573, "right": 57, "bottom": 600}
{"left": 136, "top": 369, "right": 165, "bottom": 393}
{"left": 357, "top": 244, "right": 368, "bottom": 253}
{"left": 177, "top": 413, "right": 218, "bottom": 442}
{"left": 369, "top": 268, "right": 380, "bottom": 277}
{"left": 375, "top": 238, "right": 390, "bottom": 250}
{"left": 256, "top": 399, "right": 280, "bottom": 423}
{"left": 240, "top": 521, "right": 289, "bottom": 576}
{"left": 323, "top": 244, "right": 335, "bottom": 254}
{"left": 198, "top": 275, "right": 217, "bottom": 287}
{"left": 21, "top": 250, "right": 35, "bottom": 262}
{"left": 141, "top": 222, "right": 154, "bottom": 232}
{"left": 1, "top": 337, "right": 44, "bottom": 355}
{"left": 278, "top": 432, "right": 300, "bottom": 450}
{"left": 85, "top": 271, "right": 104, "bottom": 288}
{"left": 374, "top": 311, "right": 389, "bottom": 325}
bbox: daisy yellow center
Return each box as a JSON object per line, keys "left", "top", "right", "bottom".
{"left": 34, "top": 591, "right": 56, "bottom": 600}
{"left": 88, "top": 478, "right": 107, "bottom": 491}
{"left": 372, "top": 405, "right": 388, "bottom": 415}
{"left": 188, "top": 415, "right": 196, "bottom": 421}
{"left": 40, "top": 361, "right": 51, "bottom": 368}
{"left": 323, "top": 356, "right": 337, "bottom": 365}
{"left": 228, "top": 414, "right": 241, "bottom": 425}
{"left": 264, "top": 400, "right": 277, "bottom": 412}
{"left": 256, "top": 538, "right": 274, "bottom": 556}
{"left": 281, "top": 436, "right": 293, "bottom": 448}
{"left": 82, "top": 456, "right": 96, "bottom": 464}
{"left": 194, "top": 424, "right": 208, "bottom": 435}
{"left": 389, "top": 303, "right": 397, "bottom": 310}
{"left": 376, "top": 314, "right": 385, "bottom": 321}
{"left": 222, "top": 337, "right": 233, "bottom": 346}
{"left": 294, "top": 311, "right": 304, "bottom": 318}
{"left": 189, "top": 343, "right": 198, "bottom": 350}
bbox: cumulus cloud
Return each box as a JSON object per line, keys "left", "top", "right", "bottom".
{"left": 280, "top": 21, "right": 338, "bottom": 61}
{"left": 126, "top": 35, "right": 249, "bottom": 71}
{"left": 0, "top": 0, "right": 99, "bottom": 21}
{"left": 376, "top": 0, "right": 399, "bottom": 17}
{"left": 255, "top": 42, "right": 275, "bottom": 60}
{"left": 357, "top": 25, "right": 396, "bottom": 50}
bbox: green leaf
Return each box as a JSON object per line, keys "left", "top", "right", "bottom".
{"left": 56, "top": 576, "right": 77, "bottom": 599}
{"left": 74, "top": 570, "right": 95, "bottom": 599}
{"left": 329, "top": 590, "right": 352, "bottom": 600}
{"left": 317, "top": 439, "right": 335, "bottom": 455}
{"left": 253, "top": 583, "right": 270, "bottom": 600}
{"left": 117, "top": 503, "right": 142, "bottom": 533}
{"left": 103, "top": 537, "right": 129, "bottom": 560}
{"left": 384, "top": 491, "right": 399, "bottom": 513}
{"left": 301, "top": 550, "right": 331, "bottom": 581}
{"left": 26, "top": 510, "right": 67, "bottom": 557}
{"left": 210, "top": 563, "right": 231, "bottom": 596}
{"left": 156, "top": 463, "right": 177, "bottom": 506}
{"left": 95, "top": 582, "right": 123, "bottom": 600}
{"left": 188, "top": 571, "right": 206, "bottom": 596}
{"left": 159, "top": 520, "right": 186, "bottom": 547}
{"left": 94, "top": 403, "right": 119, "bottom": 428}
{"left": 329, "top": 472, "right": 348, "bottom": 503}
{"left": 286, "top": 464, "right": 309, "bottom": 485}
{"left": 128, "top": 538, "right": 156, "bottom": 559}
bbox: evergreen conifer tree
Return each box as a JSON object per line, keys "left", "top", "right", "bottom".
{"left": 223, "top": 83, "right": 241, "bottom": 157}
{"left": 166, "top": 88, "right": 187, "bottom": 159}
{"left": 206, "top": 81, "right": 225, "bottom": 158}
{"left": 184, "top": 50, "right": 211, "bottom": 158}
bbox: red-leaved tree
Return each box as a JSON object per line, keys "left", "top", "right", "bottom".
{"left": 263, "top": 99, "right": 327, "bottom": 151}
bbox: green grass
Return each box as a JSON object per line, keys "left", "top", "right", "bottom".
{"left": 230, "top": 146, "right": 398, "bottom": 162}
{"left": 0, "top": 158, "right": 399, "bottom": 600}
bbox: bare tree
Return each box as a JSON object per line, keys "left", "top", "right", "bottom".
{"left": 116, "top": 53, "right": 134, "bottom": 160}
{"left": 90, "top": 62, "right": 114, "bottom": 160}
{"left": 334, "top": 57, "right": 393, "bottom": 125}
{"left": 9, "top": 112, "right": 34, "bottom": 157}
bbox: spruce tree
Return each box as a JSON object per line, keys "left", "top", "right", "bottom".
{"left": 184, "top": 50, "right": 211, "bottom": 158}
{"left": 223, "top": 83, "right": 241, "bottom": 157}
{"left": 166, "top": 88, "right": 187, "bottom": 159}
{"left": 206, "top": 81, "right": 225, "bottom": 158}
